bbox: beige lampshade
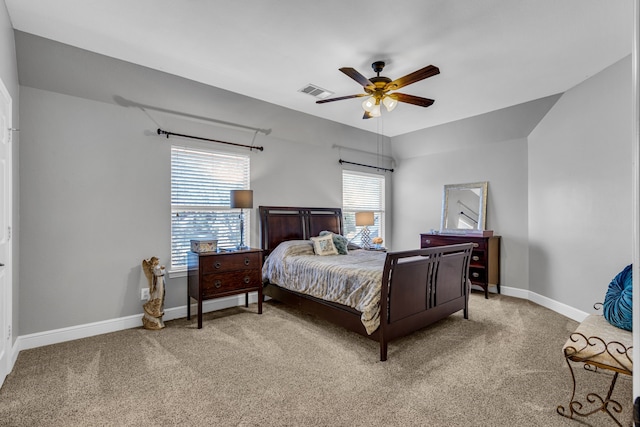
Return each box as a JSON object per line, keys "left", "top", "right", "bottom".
{"left": 355, "top": 211, "right": 375, "bottom": 227}
{"left": 230, "top": 190, "right": 253, "bottom": 209}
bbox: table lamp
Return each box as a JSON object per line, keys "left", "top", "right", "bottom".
{"left": 230, "top": 190, "right": 253, "bottom": 250}
{"left": 355, "top": 211, "right": 375, "bottom": 249}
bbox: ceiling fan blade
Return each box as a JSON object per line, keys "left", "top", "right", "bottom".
{"left": 362, "top": 112, "right": 373, "bottom": 119}
{"left": 340, "top": 67, "right": 375, "bottom": 88}
{"left": 393, "top": 93, "right": 435, "bottom": 107}
{"left": 386, "top": 65, "right": 440, "bottom": 90}
{"left": 316, "top": 94, "right": 368, "bottom": 104}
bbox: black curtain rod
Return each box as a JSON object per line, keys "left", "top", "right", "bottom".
{"left": 157, "top": 128, "right": 264, "bottom": 152}
{"left": 459, "top": 211, "right": 478, "bottom": 224}
{"left": 339, "top": 159, "right": 394, "bottom": 173}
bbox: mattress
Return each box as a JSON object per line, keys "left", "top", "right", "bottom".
{"left": 262, "top": 240, "right": 386, "bottom": 334}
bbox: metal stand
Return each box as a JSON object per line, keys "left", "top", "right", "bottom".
{"left": 557, "top": 332, "right": 632, "bottom": 427}
{"left": 237, "top": 208, "right": 248, "bottom": 250}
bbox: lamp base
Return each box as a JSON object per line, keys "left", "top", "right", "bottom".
{"left": 361, "top": 226, "right": 371, "bottom": 250}
{"left": 237, "top": 209, "right": 248, "bottom": 251}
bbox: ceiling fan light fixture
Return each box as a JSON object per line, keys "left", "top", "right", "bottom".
{"left": 382, "top": 95, "right": 398, "bottom": 112}
{"left": 361, "top": 96, "right": 376, "bottom": 112}
{"left": 320, "top": 61, "right": 439, "bottom": 119}
{"left": 370, "top": 102, "right": 382, "bottom": 117}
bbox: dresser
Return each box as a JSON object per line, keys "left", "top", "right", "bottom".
{"left": 187, "top": 248, "right": 263, "bottom": 328}
{"left": 420, "top": 234, "right": 500, "bottom": 299}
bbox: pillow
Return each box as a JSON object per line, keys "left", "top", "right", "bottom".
{"left": 272, "top": 240, "right": 315, "bottom": 257}
{"left": 603, "top": 264, "right": 633, "bottom": 331}
{"left": 310, "top": 234, "right": 338, "bottom": 256}
{"left": 319, "top": 230, "right": 348, "bottom": 255}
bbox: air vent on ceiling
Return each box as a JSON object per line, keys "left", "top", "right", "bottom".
{"left": 299, "top": 84, "right": 334, "bottom": 99}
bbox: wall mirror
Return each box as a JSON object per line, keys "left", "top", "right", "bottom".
{"left": 440, "top": 181, "right": 488, "bottom": 231}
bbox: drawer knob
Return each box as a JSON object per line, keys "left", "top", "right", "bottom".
{"left": 472, "top": 272, "right": 480, "bottom": 278}
{"left": 424, "top": 239, "right": 431, "bottom": 244}
{"left": 214, "top": 280, "right": 222, "bottom": 288}
{"left": 244, "top": 257, "right": 250, "bottom": 266}
{"left": 214, "top": 262, "right": 221, "bottom": 269}
{"left": 472, "top": 256, "right": 480, "bottom": 261}
{"left": 244, "top": 276, "right": 251, "bottom": 284}
{"left": 472, "top": 243, "right": 479, "bottom": 248}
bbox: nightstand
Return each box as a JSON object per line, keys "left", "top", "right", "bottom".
{"left": 187, "top": 248, "right": 263, "bottom": 329}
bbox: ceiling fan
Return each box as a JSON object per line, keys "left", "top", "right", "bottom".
{"left": 317, "top": 61, "right": 440, "bottom": 119}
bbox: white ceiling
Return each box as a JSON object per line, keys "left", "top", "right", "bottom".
{"left": 4, "top": 0, "right": 633, "bottom": 137}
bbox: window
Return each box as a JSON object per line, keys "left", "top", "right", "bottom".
{"left": 342, "top": 170, "right": 385, "bottom": 246}
{"left": 171, "top": 146, "right": 250, "bottom": 270}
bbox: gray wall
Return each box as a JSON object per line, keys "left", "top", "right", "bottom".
{"left": 390, "top": 95, "right": 561, "bottom": 292}
{"left": 528, "top": 55, "right": 632, "bottom": 313}
{"left": 17, "top": 34, "right": 393, "bottom": 335}
{"left": 391, "top": 56, "right": 632, "bottom": 314}
{"left": 0, "top": 0, "right": 19, "bottom": 343}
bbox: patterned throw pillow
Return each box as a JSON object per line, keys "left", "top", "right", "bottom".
{"left": 603, "top": 264, "right": 633, "bottom": 331}
{"left": 310, "top": 234, "right": 338, "bottom": 256}
{"left": 319, "top": 230, "right": 349, "bottom": 255}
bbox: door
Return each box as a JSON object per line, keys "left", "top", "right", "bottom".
{"left": 0, "top": 77, "right": 12, "bottom": 389}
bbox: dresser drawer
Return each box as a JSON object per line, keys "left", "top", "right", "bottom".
{"left": 201, "top": 269, "right": 262, "bottom": 297}
{"left": 421, "top": 235, "right": 451, "bottom": 247}
{"left": 469, "top": 267, "right": 486, "bottom": 284}
{"left": 421, "top": 235, "right": 486, "bottom": 250}
{"left": 200, "top": 252, "right": 262, "bottom": 274}
{"left": 470, "top": 250, "right": 486, "bottom": 266}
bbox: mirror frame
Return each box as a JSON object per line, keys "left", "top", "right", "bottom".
{"left": 440, "top": 181, "right": 488, "bottom": 232}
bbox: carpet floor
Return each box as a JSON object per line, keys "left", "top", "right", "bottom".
{"left": 0, "top": 293, "right": 633, "bottom": 426}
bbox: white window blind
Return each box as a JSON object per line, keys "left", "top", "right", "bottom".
{"left": 342, "top": 170, "right": 385, "bottom": 245}
{"left": 171, "top": 146, "right": 250, "bottom": 270}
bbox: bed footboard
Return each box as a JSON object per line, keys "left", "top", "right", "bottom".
{"left": 378, "top": 243, "right": 473, "bottom": 360}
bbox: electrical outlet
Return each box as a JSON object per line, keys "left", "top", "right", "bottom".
{"left": 141, "top": 288, "right": 150, "bottom": 300}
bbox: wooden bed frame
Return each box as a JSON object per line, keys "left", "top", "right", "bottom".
{"left": 259, "top": 206, "right": 473, "bottom": 361}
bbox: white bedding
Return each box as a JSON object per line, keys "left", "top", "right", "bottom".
{"left": 261, "top": 240, "right": 386, "bottom": 334}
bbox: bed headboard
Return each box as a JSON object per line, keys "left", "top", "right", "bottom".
{"left": 259, "top": 206, "right": 344, "bottom": 255}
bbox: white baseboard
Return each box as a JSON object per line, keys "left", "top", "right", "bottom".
{"left": 12, "top": 288, "right": 588, "bottom": 362}
{"left": 15, "top": 293, "right": 260, "bottom": 353}
{"left": 500, "top": 286, "right": 589, "bottom": 322}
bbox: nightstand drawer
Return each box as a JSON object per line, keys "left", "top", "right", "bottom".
{"left": 201, "top": 252, "right": 262, "bottom": 274}
{"left": 201, "top": 270, "right": 261, "bottom": 297}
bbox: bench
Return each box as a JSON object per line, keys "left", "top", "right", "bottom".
{"left": 557, "top": 313, "right": 633, "bottom": 426}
